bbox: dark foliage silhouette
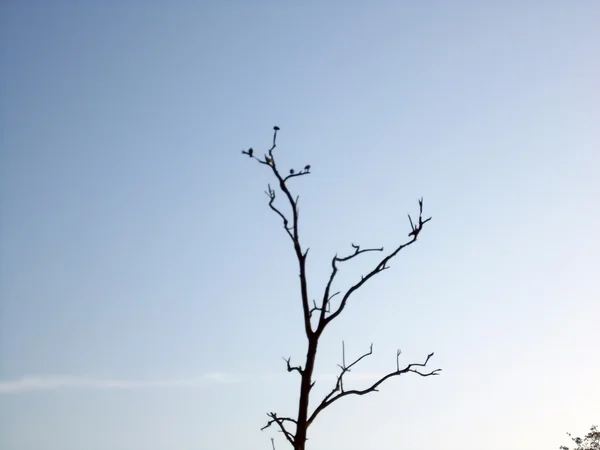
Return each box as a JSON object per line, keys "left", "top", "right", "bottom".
{"left": 560, "top": 425, "right": 600, "bottom": 450}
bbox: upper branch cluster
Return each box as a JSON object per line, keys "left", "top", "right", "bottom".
{"left": 241, "top": 126, "right": 311, "bottom": 180}
{"left": 241, "top": 126, "right": 312, "bottom": 248}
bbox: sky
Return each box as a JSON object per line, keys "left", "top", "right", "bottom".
{"left": 1, "top": 1, "right": 599, "bottom": 449}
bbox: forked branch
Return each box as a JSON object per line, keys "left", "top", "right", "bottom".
{"left": 307, "top": 344, "right": 441, "bottom": 426}
{"left": 317, "top": 200, "right": 431, "bottom": 332}
{"left": 261, "top": 413, "right": 297, "bottom": 448}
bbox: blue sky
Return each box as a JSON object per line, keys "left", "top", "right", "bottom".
{"left": 1, "top": 1, "right": 599, "bottom": 449}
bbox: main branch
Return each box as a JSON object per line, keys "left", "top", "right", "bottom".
{"left": 242, "top": 127, "right": 313, "bottom": 338}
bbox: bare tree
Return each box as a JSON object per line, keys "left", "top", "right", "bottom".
{"left": 241, "top": 126, "right": 441, "bottom": 450}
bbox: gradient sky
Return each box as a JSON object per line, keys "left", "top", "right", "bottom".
{"left": 1, "top": 1, "right": 599, "bottom": 450}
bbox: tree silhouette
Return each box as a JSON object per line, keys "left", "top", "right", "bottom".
{"left": 560, "top": 425, "right": 600, "bottom": 450}
{"left": 241, "top": 126, "right": 441, "bottom": 450}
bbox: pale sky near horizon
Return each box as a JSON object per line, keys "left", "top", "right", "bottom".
{"left": 1, "top": 1, "right": 599, "bottom": 450}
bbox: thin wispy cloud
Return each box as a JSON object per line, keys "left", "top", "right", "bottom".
{"left": 0, "top": 371, "right": 386, "bottom": 395}
{"left": 0, "top": 373, "right": 242, "bottom": 395}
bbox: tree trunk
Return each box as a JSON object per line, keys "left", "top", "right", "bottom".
{"left": 294, "top": 338, "right": 317, "bottom": 450}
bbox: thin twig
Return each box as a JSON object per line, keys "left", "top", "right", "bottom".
{"left": 283, "top": 357, "right": 303, "bottom": 375}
